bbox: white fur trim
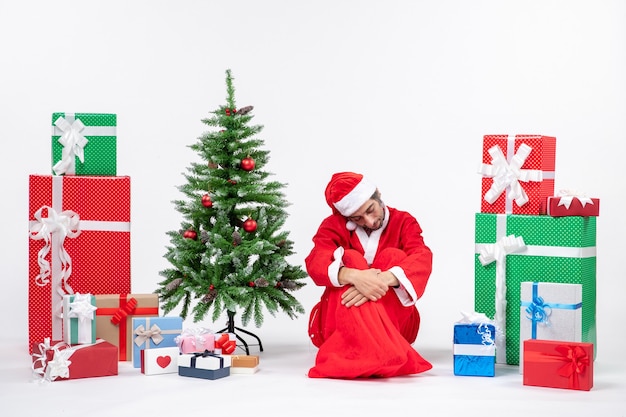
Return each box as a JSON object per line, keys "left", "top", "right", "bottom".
{"left": 333, "top": 176, "right": 377, "bottom": 217}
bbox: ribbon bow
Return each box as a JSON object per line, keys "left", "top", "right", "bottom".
{"left": 29, "top": 205, "right": 81, "bottom": 288}
{"left": 525, "top": 295, "right": 552, "bottom": 326}
{"left": 175, "top": 327, "right": 213, "bottom": 350}
{"left": 556, "top": 189, "right": 594, "bottom": 209}
{"left": 479, "top": 144, "right": 543, "bottom": 208}
{"left": 110, "top": 297, "right": 138, "bottom": 325}
{"left": 555, "top": 345, "right": 590, "bottom": 389}
{"left": 52, "top": 116, "right": 89, "bottom": 175}
{"left": 31, "top": 338, "right": 72, "bottom": 382}
{"left": 67, "top": 293, "right": 97, "bottom": 323}
{"left": 133, "top": 324, "right": 164, "bottom": 346}
{"left": 215, "top": 333, "right": 237, "bottom": 354}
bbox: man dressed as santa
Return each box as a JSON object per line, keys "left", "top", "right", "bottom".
{"left": 305, "top": 172, "right": 433, "bottom": 378}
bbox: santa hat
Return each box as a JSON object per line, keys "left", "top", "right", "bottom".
{"left": 325, "top": 172, "right": 377, "bottom": 230}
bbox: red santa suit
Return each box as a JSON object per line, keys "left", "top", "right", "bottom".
{"left": 305, "top": 172, "right": 433, "bottom": 379}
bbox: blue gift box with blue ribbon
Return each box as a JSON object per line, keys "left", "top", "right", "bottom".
{"left": 519, "top": 281, "right": 582, "bottom": 371}
{"left": 453, "top": 322, "right": 496, "bottom": 377}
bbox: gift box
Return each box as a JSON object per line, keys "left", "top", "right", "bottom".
{"left": 178, "top": 352, "right": 231, "bottom": 380}
{"left": 95, "top": 294, "right": 159, "bottom": 361}
{"left": 63, "top": 293, "right": 97, "bottom": 345}
{"left": 175, "top": 328, "right": 215, "bottom": 354}
{"left": 51, "top": 112, "right": 117, "bottom": 176}
{"left": 224, "top": 354, "right": 260, "bottom": 374}
{"left": 519, "top": 282, "right": 582, "bottom": 371}
{"left": 478, "top": 134, "right": 556, "bottom": 215}
{"left": 28, "top": 175, "right": 131, "bottom": 352}
{"left": 453, "top": 322, "right": 496, "bottom": 377}
{"left": 546, "top": 191, "right": 600, "bottom": 217}
{"left": 523, "top": 339, "right": 593, "bottom": 391}
{"left": 474, "top": 213, "right": 596, "bottom": 365}
{"left": 141, "top": 346, "right": 180, "bottom": 375}
{"left": 31, "top": 338, "right": 118, "bottom": 382}
{"left": 132, "top": 316, "right": 183, "bottom": 368}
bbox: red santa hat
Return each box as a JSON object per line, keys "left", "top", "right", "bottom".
{"left": 325, "top": 172, "right": 377, "bottom": 230}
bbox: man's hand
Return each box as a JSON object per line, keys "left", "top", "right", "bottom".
{"left": 338, "top": 267, "right": 388, "bottom": 304}
{"left": 341, "top": 286, "right": 370, "bottom": 307}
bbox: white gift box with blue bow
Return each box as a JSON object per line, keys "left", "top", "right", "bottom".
{"left": 519, "top": 281, "right": 582, "bottom": 373}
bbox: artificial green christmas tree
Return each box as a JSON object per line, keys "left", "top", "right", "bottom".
{"left": 156, "top": 70, "right": 307, "bottom": 351}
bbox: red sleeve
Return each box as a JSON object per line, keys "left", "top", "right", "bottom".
{"left": 304, "top": 215, "right": 351, "bottom": 287}
{"left": 394, "top": 212, "right": 433, "bottom": 299}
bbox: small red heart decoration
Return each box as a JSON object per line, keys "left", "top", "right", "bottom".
{"left": 157, "top": 355, "right": 172, "bottom": 368}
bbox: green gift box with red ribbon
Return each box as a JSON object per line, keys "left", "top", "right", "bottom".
{"left": 51, "top": 112, "right": 117, "bottom": 176}
{"left": 474, "top": 213, "right": 596, "bottom": 365}
{"left": 95, "top": 294, "right": 159, "bottom": 361}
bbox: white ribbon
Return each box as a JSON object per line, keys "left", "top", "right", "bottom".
{"left": 478, "top": 142, "right": 543, "bottom": 211}
{"left": 66, "top": 293, "right": 97, "bottom": 344}
{"left": 32, "top": 338, "right": 104, "bottom": 382}
{"left": 52, "top": 116, "right": 89, "bottom": 175}
{"left": 477, "top": 234, "right": 526, "bottom": 363}
{"left": 556, "top": 189, "right": 594, "bottom": 209}
{"left": 28, "top": 205, "right": 80, "bottom": 289}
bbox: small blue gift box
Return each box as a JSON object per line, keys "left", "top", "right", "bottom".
{"left": 178, "top": 352, "right": 231, "bottom": 380}
{"left": 131, "top": 316, "right": 183, "bottom": 368}
{"left": 453, "top": 323, "right": 496, "bottom": 377}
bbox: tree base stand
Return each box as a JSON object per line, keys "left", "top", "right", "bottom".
{"left": 216, "top": 310, "right": 264, "bottom": 355}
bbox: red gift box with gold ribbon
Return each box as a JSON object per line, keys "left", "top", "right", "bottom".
{"left": 28, "top": 175, "right": 131, "bottom": 353}
{"left": 523, "top": 339, "right": 593, "bottom": 391}
{"left": 479, "top": 134, "right": 556, "bottom": 215}
{"left": 95, "top": 294, "right": 159, "bottom": 361}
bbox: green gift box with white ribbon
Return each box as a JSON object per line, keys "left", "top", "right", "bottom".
{"left": 51, "top": 112, "right": 117, "bottom": 176}
{"left": 474, "top": 213, "right": 596, "bottom": 365}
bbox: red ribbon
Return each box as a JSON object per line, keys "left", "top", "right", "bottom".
{"left": 110, "top": 297, "right": 138, "bottom": 325}
{"left": 95, "top": 295, "right": 158, "bottom": 361}
{"left": 526, "top": 344, "right": 590, "bottom": 389}
{"left": 215, "top": 333, "right": 237, "bottom": 354}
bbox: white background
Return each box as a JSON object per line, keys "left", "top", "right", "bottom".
{"left": 1, "top": 1, "right": 625, "bottom": 415}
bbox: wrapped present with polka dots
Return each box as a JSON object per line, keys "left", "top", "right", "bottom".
{"left": 51, "top": 112, "right": 117, "bottom": 176}
{"left": 478, "top": 134, "right": 556, "bottom": 215}
{"left": 474, "top": 213, "right": 596, "bottom": 365}
{"left": 28, "top": 174, "right": 131, "bottom": 353}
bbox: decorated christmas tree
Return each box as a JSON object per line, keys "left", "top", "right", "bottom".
{"left": 156, "top": 69, "right": 307, "bottom": 343}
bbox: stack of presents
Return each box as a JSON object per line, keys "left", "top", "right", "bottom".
{"left": 453, "top": 134, "right": 598, "bottom": 391}
{"left": 28, "top": 112, "right": 259, "bottom": 383}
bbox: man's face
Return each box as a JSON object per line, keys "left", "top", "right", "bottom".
{"left": 347, "top": 198, "right": 384, "bottom": 231}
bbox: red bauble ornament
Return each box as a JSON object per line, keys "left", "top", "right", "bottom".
{"left": 209, "top": 284, "right": 214, "bottom": 290}
{"left": 242, "top": 218, "right": 257, "bottom": 233}
{"left": 183, "top": 229, "right": 197, "bottom": 240}
{"left": 227, "top": 179, "right": 237, "bottom": 185}
{"left": 201, "top": 194, "right": 213, "bottom": 208}
{"left": 225, "top": 109, "right": 231, "bottom": 116}
{"left": 240, "top": 156, "right": 255, "bottom": 172}
{"left": 248, "top": 281, "right": 255, "bottom": 287}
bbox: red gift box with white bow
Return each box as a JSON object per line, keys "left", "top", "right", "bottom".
{"left": 546, "top": 191, "right": 600, "bottom": 217}
{"left": 478, "top": 134, "right": 556, "bottom": 215}
{"left": 28, "top": 175, "right": 131, "bottom": 353}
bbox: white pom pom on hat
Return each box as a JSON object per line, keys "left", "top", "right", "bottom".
{"left": 324, "top": 172, "right": 377, "bottom": 230}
